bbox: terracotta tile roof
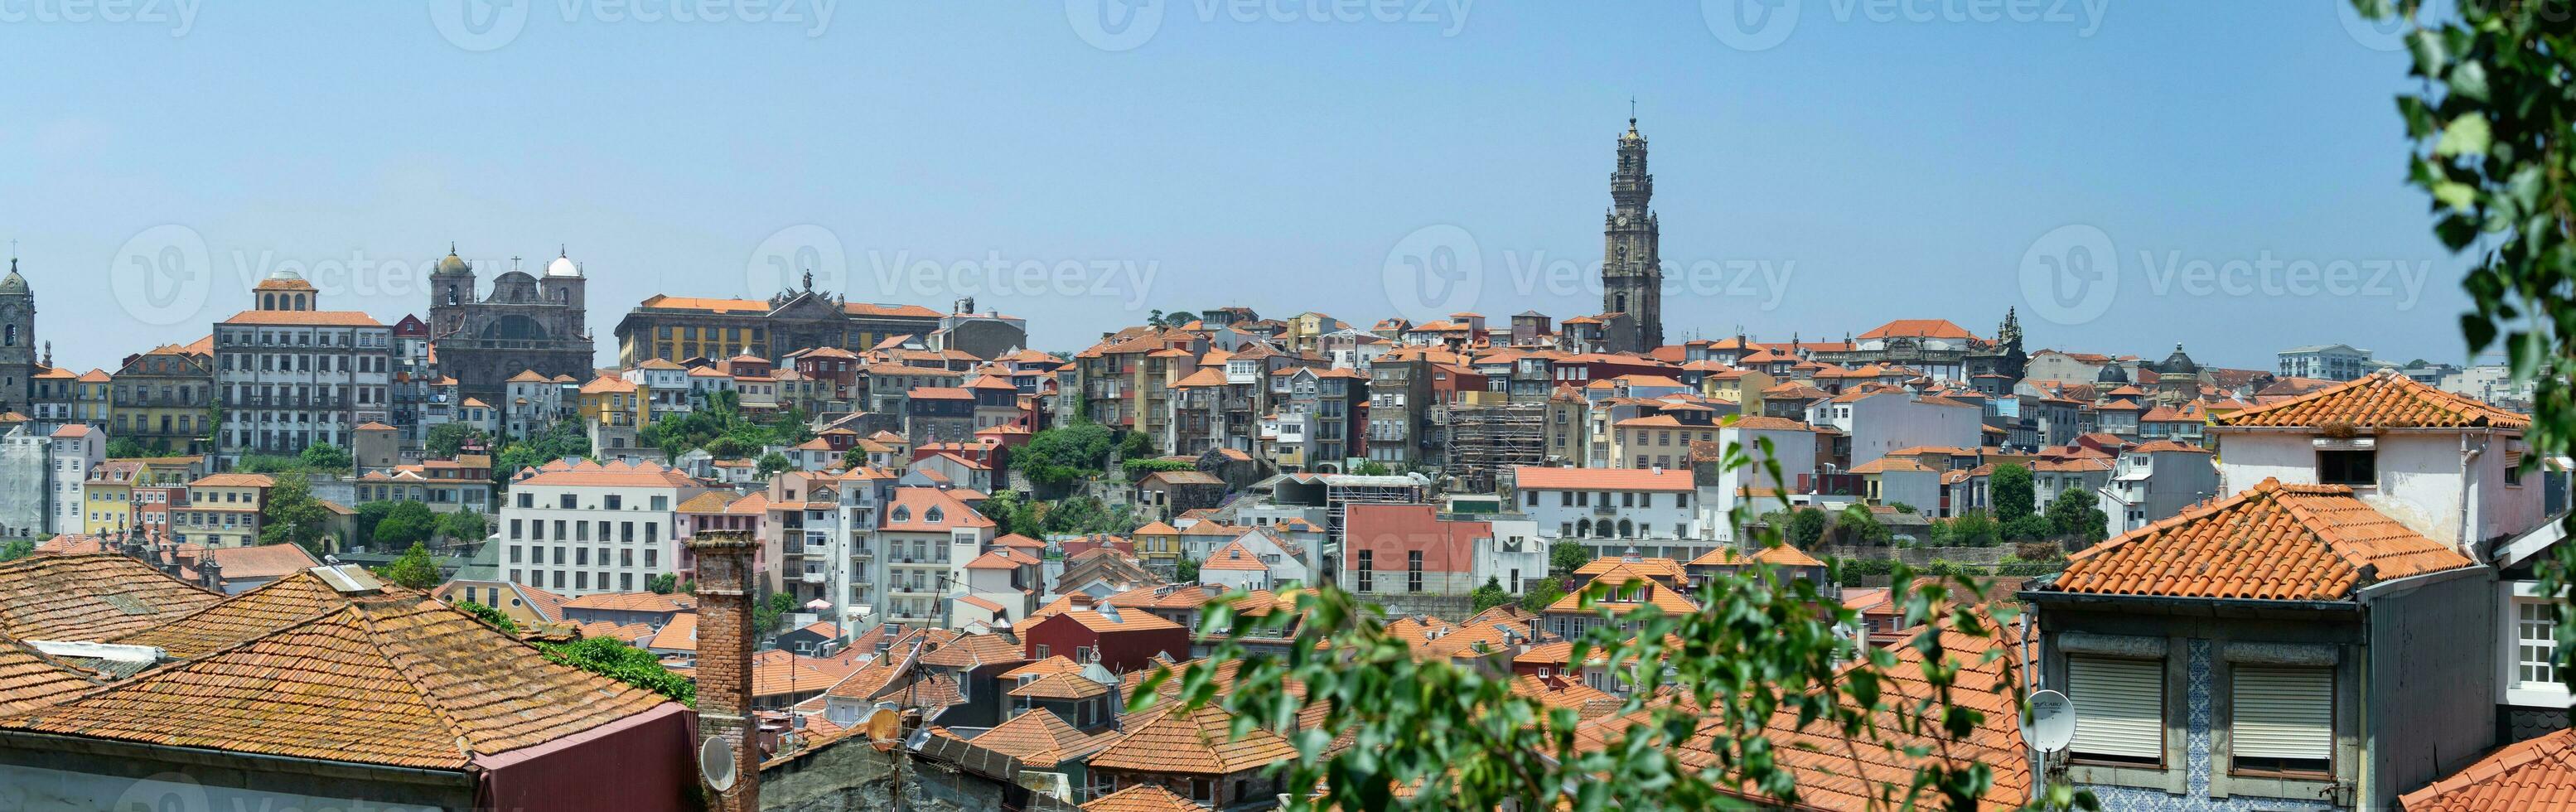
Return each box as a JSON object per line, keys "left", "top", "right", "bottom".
{"left": 219, "top": 310, "right": 384, "bottom": 327}
{"left": 2215, "top": 370, "right": 2527, "bottom": 430}
{"left": 0, "top": 553, "right": 224, "bottom": 641}
{"left": 1849, "top": 457, "right": 1936, "bottom": 474}
{"left": 561, "top": 591, "right": 691, "bottom": 614}
{"left": 0, "top": 636, "right": 101, "bottom": 714}
{"left": 1574, "top": 555, "right": 1687, "bottom": 583}
{"left": 2400, "top": 725, "right": 2576, "bottom": 812}
{"left": 1080, "top": 783, "right": 1201, "bottom": 811}
{"left": 109, "top": 571, "right": 359, "bottom": 659}
{"left": 191, "top": 472, "right": 274, "bottom": 488}
{"left": 1857, "top": 318, "right": 1978, "bottom": 341}
{"left": 1087, "top": 701, "right": 1298, "bottom": 776}
{"left": 2046, "top": 478, "right": 2478, "bottom": 602}
{"left": 1200, "top": 541, "right": 1269, "bottom": 572}
{"left": 1688, "top": 544, "right": 1825, "bottom": 568}
{"left": 0, "top": 593, "right": 672, "bottom": 770}
{"left": 1009, "top": 670, "right": 1114, "bottom": 700}
{"left": 645, "top": 612, "right": 697, "bottom": 652}
{"left": 202, "top": 543, "right": 321, "bottom": 581}
{"left": 573, "top": 621, "right": 655, "bottom": 643}
{"left": 1509, "top": 674, "right": 1622, "bottom": 719}
{"left": 512, "top": 458, "right": 700, "bottom": 489}
{"left": 1686, "top": 610, "right": 2034, "bottom": 811}
{"left": 916, "top": 632, "right": 1026, "bottom": 669}
{"left": 1548, "top": 568, "right": 1699, "bottom": 615}
{"left": 1002, "top": 655, "right": 1084, "bottom": 681}
{"left": 959, "top": 708, "right": 1113, "bottom": 768}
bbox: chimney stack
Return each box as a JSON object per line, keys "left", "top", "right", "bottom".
{"left": 688, "top": 529, "right": 761, "bottom": 812}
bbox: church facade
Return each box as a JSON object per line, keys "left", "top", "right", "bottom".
{"left": 0, "top": 259, "right": 35, "bottom": 413}
{"left": 428, "top": 246, "right": 597, "bottom": 405}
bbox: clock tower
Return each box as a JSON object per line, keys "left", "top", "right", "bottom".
{"left": 1602, "top": 113, "right": 1663, "bottom": 352}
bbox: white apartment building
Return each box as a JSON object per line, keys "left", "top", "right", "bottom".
{"left": 2097, "top": 440, "right": 2221, "bottom": 537}
{"left": 502, "top": 370, "right": 574, "bottom": 437}
{"left": 499, "top": 459, "right": 712, "bottom": 597}
{"left": 872, "top": 486, "right": 997, "bottom": 628}
{"left": 1512, "top": 465, "right": 1708, "bottom": 562}
{"left": 1807, "top": 389, "right": 1984, "bottom": 470}
{"left": 45, "top": 423, "right": 102, "bottom": 534}
{"left": 2276, "top": 343, "right": 2372, "bottom": 381}
{"left": 212, "top": 271, "right": 393, "bottom": 466}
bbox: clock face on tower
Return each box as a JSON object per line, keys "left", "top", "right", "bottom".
{"left": 1616, "top": 213, "right": 1629, "bottom": 227}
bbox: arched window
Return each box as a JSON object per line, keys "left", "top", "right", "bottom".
{"left": 260, "top": 293, "right": 273, "bottom": 310}
{"left": 1617, "top": 519, "right": 1634, "bottom": 538}
{"left": 926, "top": 508, "right": 944, "bottom": 524}
{"left": 890, "top": 507, "right": 909, "bottom": 524}
{"left": 1574, "top": 519, "right": 1591, "bottom": 538}
{"left": 5, "top": 325, "right": 16, "bottom": 346}
{"left": 1613, "top": 292, "right": 1627, "bottom": 313}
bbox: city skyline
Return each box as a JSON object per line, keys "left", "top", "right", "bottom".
{"left": 4, "top": 2, "right": 2458, "bottom": 371}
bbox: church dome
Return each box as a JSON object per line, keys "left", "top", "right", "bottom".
{"left": 2160, "top": 343, "right": 2198, "bottom": 375}
{"left": 545, "top": 252, "right": 580, "bottom": 278}
{"left": 2095, "top": 362, "right": 2129, "bottom": 384}
{"left": 0, "top": 259, "right": 27, "bottom": 296}
{"left": 437, "top": 245, "right": 469, "bottom": 275}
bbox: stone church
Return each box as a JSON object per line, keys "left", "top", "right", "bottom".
{"left": 0, "top": 258, "right": 34, "bottom": 414}
{"left": 428, "top": 245, "right": 595, "bottom": 404}
{"left": 1601, "top": 114, "right": 1664, "bottom": 353}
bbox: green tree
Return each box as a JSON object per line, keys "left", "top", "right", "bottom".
{"left": 1784, "top": 506, "right": 1829, "bottom": 549}
{"left": 298, "top": 442, "right": 352, "bottom": 473}
{"left": 1470, "top": 577, "right": 1510, "bottom": 614}
{"left": 1887, "top": 501, "right": 1917, "bottom": 515}
{"left": 1937, "top": 510, "right": 2002, "bottom": 548}
{"left": 425, "top": 423, "right": 486, "bottom": 458}
{"left": 1834, "top": 505, "right": 1891, "bottom": 545}
{"left": 2045, "top": 490, "right": 2109, "bottom": 545}
{"left": 1119, "top": 429, "right": 1155, "bottom": 459}
{"left": 840, "top": 446, "right": 871, "bottom": 470}
{"left": 645, "top": 573, "right": 679, "bottom": 594}
{"left": 2002, "top": 513, "right": 2055, "bottom": 543}
{"left": 1351, "top": 460, "right": 1394, "bottom": 476}
{"left": 437, "top": 510, "right": 491, "bottom": 544}
{"left": 980, "top": 489, "right": 1043, "bottom": 539}
{"left": 355, "top": 500, "right": 396, "bottom": 546}
{"left": 105, "top": 437, "right": 147, "bottom": 459}
{"left": 755, "top": 451, "right": 793, "bottom": 478}
{"left": 1176, "top": 557, "right": 1200, "bottom": 582}
{"left": 1547, "top": 540, "right": 1591, "bottom": 577}
{"left": 756, "top": 590, "right": 800, "bottom": 633}
{"left": 1517, "top": 576, "right": 1565, "bottom": 613}
{"left": 372, "top": 501, "right": 437, "bottom": 549}
{"left": 1991, "top": 463, "right": 2035, "bottom": 524}
{"left": 258, "top": 475, "right": 333, "bottom": 554}
{"left": 0, "top": 539, "right": 31, "bottom": 563}
{"left": 1019, "top": 423, "right": 1115, "bottom": 487}
{"left": 375, "top": 541, "right": 441, "bottom": 590}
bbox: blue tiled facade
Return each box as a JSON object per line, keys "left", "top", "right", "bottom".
{"left": 2079, "top": 640, "right": 2337, "bottom": 812}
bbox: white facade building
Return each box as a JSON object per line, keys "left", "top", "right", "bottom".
{"left": 1512, "top": 465, "right": 1708, "bottom": 561}
{"left": 498, "top": 459, "right": 710, "bottom": 597}
{"left": 45, "top": 424, "right": 102, "bottom": 534}
{"left": 2096, "top": 441, "right": 2221, "bottom": 537}
{"left": 211, "top": 272, "right": 393, "bottom": 466}
{"left": 1808, "top": 390, "right": 1984, "bottom": 469}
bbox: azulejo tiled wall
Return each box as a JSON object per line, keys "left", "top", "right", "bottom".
{"left": 2079, "top": 640, "right": 2337, "bottom": 812}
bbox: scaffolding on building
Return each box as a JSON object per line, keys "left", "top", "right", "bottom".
{"left": 1442, "top": 396, "right": 1548, "bottom": 494}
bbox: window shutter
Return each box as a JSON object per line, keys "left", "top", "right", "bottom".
{"left": 2069, "top": 656, "right": 2163, "bottom": 761}
{"left": 2231, "top": 666, "right": 2332, "bottom": 761}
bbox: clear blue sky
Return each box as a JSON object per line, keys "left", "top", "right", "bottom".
{"left": 0, "top": 2, "right": 2462, "bottom": 372}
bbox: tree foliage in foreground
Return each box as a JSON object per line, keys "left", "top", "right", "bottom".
{"left": 2349, "top": 1, "right": 2576, "bottom": 706}
{"left": 1138, "top": 431, "right": 2097, "bottom": 810}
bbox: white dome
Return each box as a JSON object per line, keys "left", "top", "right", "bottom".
{"left": 545, "top": 255, "right": 581, "bottom": 278}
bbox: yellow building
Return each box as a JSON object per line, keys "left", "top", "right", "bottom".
{"left": 81, "top": 460, "right": 145, "bottom": 536}
{"left": 1132, "top": 520, "right": 1182, "bottom": 568}
{"left": 1699, "top": 367, "right": 1776, "bottom": 414}
{"left": 110, "top": 342, "right": 215, "bottom": 455}
{"left": 174, "top": 472, "right": 273, "bottom": 548}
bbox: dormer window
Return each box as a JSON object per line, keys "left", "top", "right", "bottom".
{"left": 891, "top": 507, "right": 910, "bottom": 523}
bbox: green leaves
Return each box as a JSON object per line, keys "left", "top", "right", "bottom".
{"left": 2434, "top": 114, "right": 2491, "bottom": 158}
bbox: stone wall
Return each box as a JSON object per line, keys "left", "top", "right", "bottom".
{"left": 761, "top": 740, "right": 1022, "bottom": 812}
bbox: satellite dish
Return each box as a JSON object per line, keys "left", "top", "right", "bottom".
{"left": 866, "top": 703, "right": 904, "bottom": 744}
{"left": 698, "top": 735, "right": 737, "bottom": 792}
{"left": 2025, "top": 689, "right": 2075, "bottom": 753}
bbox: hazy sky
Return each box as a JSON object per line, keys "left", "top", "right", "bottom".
{"left": 0, "top": 2, "right": 2463, "bottom": 372}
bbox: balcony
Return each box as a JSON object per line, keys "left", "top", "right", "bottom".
{"left": 800, "top": 570, "right": 828, "bottom": 584}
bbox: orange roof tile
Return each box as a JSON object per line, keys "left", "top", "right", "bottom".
{"left": 0, "top": 636, "right": 100, "bottom": 715}
{"left": 2047, "top": 478, "right": 2477, "bottom": 602}
{"left": 2400, "top": 725, "right": 2576, "bottom": 812}
{"left": 1080, "top": 783, "right": 1202, "bottom": 811}
{"left": 0, "top": 553, "right": 223, "bottom": 640}
{"left": 1514, "top": 466, "right": 1692, "bottom": 491}
{"left": 1087, "top": 701, "right": 1298, "bottom": 776}
{"left": 2215, "top": 370, "right": 2528, "bottom": 430}
{"left": 1688, "top": 544, "right": 1825, "bottom": 568}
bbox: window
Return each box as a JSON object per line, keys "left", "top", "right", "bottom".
{"left": 2066, "top": 656, "right": 2163, "bottom": 766}
{"left": 1407, "top": 551, "right": 1423, "bottom": 592}
{"left": 2316, "top": 450, "right": 2375, "bottom": 486}
{"left": 1356, "top": 550, "right": 1374, "bottom": 592}
{"left": 2230, "top": 666, "right": 2332, "bottom": 776}
{"left": 2520, "top": 601, "right": 2558, "bottom": 688}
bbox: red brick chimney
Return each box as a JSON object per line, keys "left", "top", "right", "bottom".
{"left": 689, "top": 529, "right": 761, "bottom": 812}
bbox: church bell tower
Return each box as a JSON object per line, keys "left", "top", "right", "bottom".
{"left": 1602, "top": 109, "right": 1664, "bottom": 352}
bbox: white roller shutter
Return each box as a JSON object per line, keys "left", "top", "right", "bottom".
{"left": 2068, "top": 656, "right": 2163, "bottom": 761}
{"left": 2231, "top": 666, "right": 2332, "bottom": 761}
